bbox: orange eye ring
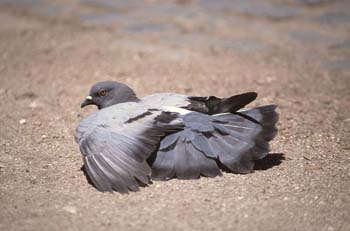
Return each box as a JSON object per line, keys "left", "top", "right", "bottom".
{"left": 99, "top": 89, "right": 107, "bottom": 96}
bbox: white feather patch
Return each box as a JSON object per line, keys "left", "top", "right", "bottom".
{"left": 213, "top": 112, "right": 230, "bottom": 116}
{"left": 163, "top": 106, "right": 191, "bottom": 115}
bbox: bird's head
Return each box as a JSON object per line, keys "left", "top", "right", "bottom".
{"left": 81, "top": 81, "right": 139, "bottom": 109}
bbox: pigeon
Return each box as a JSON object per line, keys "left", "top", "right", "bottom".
{"left": 75, "top": 81, "right": 278, "bottom": 193}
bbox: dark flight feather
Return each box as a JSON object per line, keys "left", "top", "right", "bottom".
{"left": 186, "top": 92, "right": 257, "bottom": 114}
{"left": 151, "top": 105, "right": 278, "bottom": 180}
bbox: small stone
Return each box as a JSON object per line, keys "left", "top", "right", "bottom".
{"left": 303, "top": 156, "right": 311, "bottom": 161}
{"left": 41, "top": 135, "right": 47, "bottom": 139}
{"left": 63, "top": 206, "right": 77, "bottom": 214}
{"left": 19, "top": 119, "right": 27, "bottom": 125}
{"left": 15, "top": 92, "right": 36, "bottom": 100}
{"left": 42, "top": 164, "right": 50, "bottom": 169}
{"left": 34, "top": 121, "right": 42, "bottom": 126}
{"left": 184, "top": 86, "right": 192, "bottom": 93}
{"left": 29, "top": 101, "right": 43, "bottom": 109}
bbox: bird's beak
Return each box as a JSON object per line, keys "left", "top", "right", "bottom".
{"left": 81, "top": 95, "right": 94, "bottom": 108}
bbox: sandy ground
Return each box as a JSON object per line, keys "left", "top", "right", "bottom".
{"left": 0, "top": 0, "right": 349, "bottom": 231}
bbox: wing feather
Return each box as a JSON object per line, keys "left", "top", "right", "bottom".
{"left": 75, "top": 104, "right": 169, "bottom": 193}
{"left": 174, "top": 140, "right": 200, "bottom": 179}
{"left": 151, "top": 150, "right": 176, "bottom": 180}
{"left": 151, "top": 106, "right": 278, "bottom": 179}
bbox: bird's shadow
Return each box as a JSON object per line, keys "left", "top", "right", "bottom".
{"left": 254, "top": 153, "right": 285, "bottom": 171}
{"left": 81, "top": 166, "right": 95, "bottom": 187}
{"left": 81, "top": 153, "right": 285, "bottom": 189}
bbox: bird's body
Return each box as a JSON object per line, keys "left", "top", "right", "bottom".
{"left": 75, "top": 81, "right": 279, "bottom": 193}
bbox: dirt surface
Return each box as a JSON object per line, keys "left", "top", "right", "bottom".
{"left": 0, "top": 0, "right": 349, "bottom": 231}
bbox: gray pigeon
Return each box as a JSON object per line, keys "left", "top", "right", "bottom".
{"left": 75, "top": 81, "right": 278, "bottom": 193}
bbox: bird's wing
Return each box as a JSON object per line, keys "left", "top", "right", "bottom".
{"left": 151, "top": 105, "right": 278, "bottom": 180}
{"left": 75, "top": 102, "right": 177, "bottom": 193}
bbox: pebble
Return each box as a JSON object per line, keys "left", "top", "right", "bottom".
{"left": 63, "top": 206, "right": 77, "bottom": 214}
{"left": 29, "top": 101, "right": 44, "bottom": 109}
{"left": 303, "top": 156, "right": 311, "bottom": 161}
{"left": 19, "top": 119, "right": 27, "bottom": 125}
{"left": 34, "top": 121, "right": 42, "bottom": 126}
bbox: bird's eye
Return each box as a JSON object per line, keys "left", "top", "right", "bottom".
{"left": 99, "top": 89, "right": 107, "bottom": 96}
